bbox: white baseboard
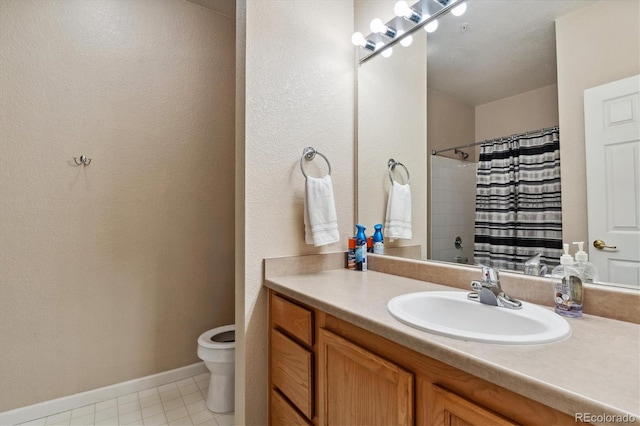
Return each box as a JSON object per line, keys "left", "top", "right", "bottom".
{"left": 0, "top": 362, "right": 208, "bottom": 426}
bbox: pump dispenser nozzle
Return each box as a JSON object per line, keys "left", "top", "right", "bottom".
{"left": 573, "top": 241, "right": 588, "bottom": 262}
{"left": 560, "top": 243, "right": 573, "bottom": 265}
{"left": 572, "top": 241, "right": 599, "bottom": 283}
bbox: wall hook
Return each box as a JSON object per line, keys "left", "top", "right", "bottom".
{"left": 74, "top": 155, "right": 92, "bottom": 166}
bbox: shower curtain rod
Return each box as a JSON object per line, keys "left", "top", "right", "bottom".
{"left": 431, "top": 125, "right": 559, "bottom": 156}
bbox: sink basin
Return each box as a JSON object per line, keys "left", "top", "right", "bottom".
{"left": 387, "top": 291, "right": 571, "bottom": 345}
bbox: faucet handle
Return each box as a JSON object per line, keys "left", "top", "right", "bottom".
{"left": 479, "top": 264, "right": 500, "bottom": 284}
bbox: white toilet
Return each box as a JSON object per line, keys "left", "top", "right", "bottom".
{"left": 197, "top": 324, "right": 235, "bottom": 413}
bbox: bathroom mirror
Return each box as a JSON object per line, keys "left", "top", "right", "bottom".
{"left": 355, "top": 0, "right": 639, "bottom": 290}
{"left": 356, "top": 0, "right": 429, "bottom": 260}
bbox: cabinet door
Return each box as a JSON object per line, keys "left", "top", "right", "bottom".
{"left": 319, "top": 328, "right": 414, "bottom": 425}
{"left": 429, "top": 385, "right": 518, "bottom": 426}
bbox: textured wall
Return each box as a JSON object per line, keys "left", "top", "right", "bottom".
{"left": 427, "top": 88, "right": 476, "bottom": 161}
{"left": 475, "top": 84, "right": 559, "bottom": 143}
{"left": 556, "top": 0, "right": 640, "bottom": 244}
{"left": 240, "top": 1, "right": 355, "bottom": 423}
{"left": 0, "top": 0, "right": 235, "bottom": 411}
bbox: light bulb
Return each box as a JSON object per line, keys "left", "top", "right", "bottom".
{"left": 394, "top": 0, "right": 422, "bottom": 23}
{"left": 424, "top": 18, "right": 439, "bottom": 33}
{"left": 351, "top": 32, "right": 376, "bottom": 51}
{"left": 370, "top": 18, "right": 397, "bottom": 38}
{"left": 451, "top": 2, "right": 467, "bottom": 16}
{"left": 394, "top": 1, "right": 410, "bottom": 17}
{"left": 351, "top": 32, "right": 366, "bottom": 47}
{"left": 370, "top": 18, "right": 386, "bottom": 34}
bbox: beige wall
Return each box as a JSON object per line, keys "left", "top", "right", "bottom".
{"left": 0, "top": 0, "right": 235, "bottom": 411}
{"left": 239, "top": 1, "right": 355, "bottom": 424}
{"left": 234, "top": 0, "right": 247, "bottom": 423}
{"left": 427, "top": 84, "right": 558, "bottom": 163}
{"left": 556, "top": 0, "right": 640, "bottom": 244}
{"left": 428, "top": 88, "right": 475, "bottom": 160}
{"left": 475, "top": 84, "right": 559, "bottom": 143}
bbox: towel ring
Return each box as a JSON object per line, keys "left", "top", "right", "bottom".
{"left": 300, "top": 147, "right": 332, "bottom": 178}
{"left": 388, "top": 159, "right": 410, "bottom": 185}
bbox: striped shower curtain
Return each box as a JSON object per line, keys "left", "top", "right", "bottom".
{"left": 473, "top": 128, "right": 563, "bottom": 271}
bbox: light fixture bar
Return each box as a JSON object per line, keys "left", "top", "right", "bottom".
{"left": 358, "top": 0, "right": 467, "bottom": 65}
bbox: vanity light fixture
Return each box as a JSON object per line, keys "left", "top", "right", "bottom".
{"left": 436, "top": 0, "right": 467, "bottom": 16}
{"left": 351, "top": 32, "right": 377, "bottom": 51}
{"left": 370, "top": 18, "right": 397, "bottom": 38}
{"left": 394, "top": 1, "right": 423, "bottom": 23}
{"left": 353, "top": 0, "right": 468, "bottom": 64}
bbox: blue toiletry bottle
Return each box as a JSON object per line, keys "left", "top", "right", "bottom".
{"left": 373, "top": 224, "right": 384, "bottom": 255}
{"left": 355, "top": 224, "right": 367, "bottom": 271}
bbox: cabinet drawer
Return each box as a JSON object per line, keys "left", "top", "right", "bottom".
{"left": 271, "top": 293, "right": 314, "bottom": 346}
{"left": 271, "top": 328, "right": 313, "bottom": 419}
{"left": 270, "top": 389, "right": 312, "bottom": 426}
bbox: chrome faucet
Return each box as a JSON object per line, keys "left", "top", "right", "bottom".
{"left": 468, "top": 265, "right": 522, "bottom": 309}
{"left": 523, "top": 253, "right": 548, "bottom": 276}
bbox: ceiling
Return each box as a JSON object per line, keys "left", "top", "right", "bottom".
{"left": 427, "top": 0, "right": 596, "bottom": 106}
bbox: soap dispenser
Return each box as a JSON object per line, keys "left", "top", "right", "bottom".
{"left": 372, "top": 224, "right": 384, "bottom": 255}
{"left": 573, "top": 241, "right": 599, "bottom": 283}
{"left": 551, "top": 243, "right": 584, "bottom": 318}
{"left": 355, "top": 224, "right": 367, "bottom": 271}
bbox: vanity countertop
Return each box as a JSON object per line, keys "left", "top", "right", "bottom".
{"left": 265, "top": 268, "right": 640, "bottom": 424}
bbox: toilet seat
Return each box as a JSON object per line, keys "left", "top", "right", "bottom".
{"left": 198, "top": 325, "right": 235, "bottom": 350}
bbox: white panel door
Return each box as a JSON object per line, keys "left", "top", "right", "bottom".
{"left": 584, "top": 75, "right": 640, "bottom": 288}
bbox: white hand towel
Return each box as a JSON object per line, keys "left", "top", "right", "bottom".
{"left": 384, "top": 183, "right": 412, "bottom": 240}
{"left": 304, "top": 175, "right": 340, "bottom": 247}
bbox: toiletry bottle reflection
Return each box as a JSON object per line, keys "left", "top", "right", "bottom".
{"left": 373, "top": 224, "right": 384, "bottom": 254}
{"left": 573, "top": 242, "right": 599, "bottom": 283}
{"left": 551, "top": 244, "right": 584, "bottom": 318}
{"left": 347, "top": 238, "right": 356, "bottom": 270}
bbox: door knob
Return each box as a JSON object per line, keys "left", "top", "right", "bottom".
{"left": 593, "top": 239, "right": 617, "bottom": 250}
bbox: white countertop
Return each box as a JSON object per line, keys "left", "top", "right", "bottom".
{"left": 265, "top": 268, "right": 640, "bottom": 424}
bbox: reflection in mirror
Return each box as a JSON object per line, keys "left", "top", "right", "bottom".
{"left": 356, "top": 0, "right": 428, "bottom": 259}
{"left": 355, "top": 0, "right": 640, "bottom": 290}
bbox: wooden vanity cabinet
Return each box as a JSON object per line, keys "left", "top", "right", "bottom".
{"left": 428, "top": 385, "right": 517, "bottom": 426}
{"left": 268, "top": 290, "right": 580, "bottom": 426}
{"left": 269, "top": 293, "right": 315, "bottom": 424}
{"left": 318, "top": 328, "right": 414, "bottom": 425}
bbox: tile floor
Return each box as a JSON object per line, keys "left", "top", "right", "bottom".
{"left": 17, "top": 373, "right": 235, "bottom": 426}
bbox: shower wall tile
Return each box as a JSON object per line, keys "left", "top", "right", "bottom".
{"left": 430, "top": 156, "right": 478, "bottom": 264}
